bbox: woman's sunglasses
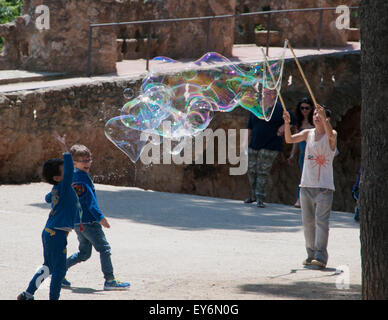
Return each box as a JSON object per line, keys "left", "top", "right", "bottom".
{"left": 300, "top": 106, "right": 312, "bottom": 111}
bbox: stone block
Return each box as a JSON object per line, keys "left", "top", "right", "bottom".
{"left": 255, "top": 30, "right": 282, "bottom": 47}
{"left": 347, "top": 28, "right": 360, "bottom": 42}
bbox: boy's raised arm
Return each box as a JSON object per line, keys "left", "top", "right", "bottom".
{"left": 316, "top": 104, "right": 337, "bottom": 151}
{"left": 53, "top": 132, "right": 74, "bottom": 186}
{"left": 283, "top": 110, "right": 308, "bottom": 144}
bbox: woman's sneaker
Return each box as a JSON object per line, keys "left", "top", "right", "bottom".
{"left": 104, "top": 279, "right": 130, "bottom": 291}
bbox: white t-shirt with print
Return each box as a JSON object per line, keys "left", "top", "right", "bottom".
{"left": 299, "top": 129, "right": 336, "bottom": 191}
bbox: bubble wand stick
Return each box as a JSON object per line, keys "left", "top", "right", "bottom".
{"left": 285, "top": 39, "right": 318, "bottom": 108}
{"left": 260, "top": 46, "right": 287, "bottom": 112}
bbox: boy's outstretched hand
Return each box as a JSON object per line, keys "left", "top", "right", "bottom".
{"left": 100, "top": 217, "right": 111, "bottom": 228}
{"left": 53, "top": 131, "right": 68, "bottom": 152}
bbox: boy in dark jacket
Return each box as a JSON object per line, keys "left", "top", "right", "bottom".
{"left": 18, "top": 135, "right": 82, "bottom": 300}
{"left": 48, "top": 144, "right": 130, "bottom": 290}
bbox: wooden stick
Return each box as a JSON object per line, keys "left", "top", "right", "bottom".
{"left": 285, "top": 39, "right": 318, "bottom": 108}
{"left": 260, "top": 46, "right": 287, "bottom": 112}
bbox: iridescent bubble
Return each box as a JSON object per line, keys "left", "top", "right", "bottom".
{"left": 106, "top": 49, "right": 285, "bottom": 163}
{"left": 105, "top": 116, "right": 148, "bottom": 163}
{"left": 123, "top": 87, "right": 134, "bottom": 100}
{"left": 186, "top": 97, "right": 214, "bottom": 133}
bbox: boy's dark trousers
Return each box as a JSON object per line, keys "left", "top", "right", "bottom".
{"left": 26, "top": 228, "right": 68, "bottom": 300}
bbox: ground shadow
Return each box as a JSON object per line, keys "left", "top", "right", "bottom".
{"left": 238, "top": 280, "right": 361, "bottom": 300}
{"left": 62, "top": 286, "right": 105, "bottom": 295}
{"left": 29, "top": 187, "right": 359, "bottom": 232}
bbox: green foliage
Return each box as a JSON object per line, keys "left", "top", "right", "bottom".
{"left": 254, "top": 24, "right": 266, "bottom": 32}
{"left": 0, "top": 0, "right": 23, "bottom": 25}
{"left": 0, "top": 0, "right": 23, "bottom": 50}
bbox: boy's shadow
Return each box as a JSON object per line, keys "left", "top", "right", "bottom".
{"left": 302, "top": 266, "right": 338, "bottom": 272}
{"left": 63, "top": 286, "right": 105, "bottom": 295}
{"left": 268, "top": 266, "right": 339, "bottom": 279}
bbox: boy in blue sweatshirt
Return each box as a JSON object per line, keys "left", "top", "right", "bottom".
{"left": 17, "top": 136, "right": 82, "bottom": 300}
{"left": 51, "top": 144, "right": 130, "bottom": 290}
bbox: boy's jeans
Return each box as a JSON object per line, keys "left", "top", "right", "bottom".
{"left": 26, "top": 228, "right": 68, "bottom": 300}
{"left": 300, "top": 187, "right": 333, "bottom": 264}
{"left": 66, "top": 222, "right": 114, "bottom": 281}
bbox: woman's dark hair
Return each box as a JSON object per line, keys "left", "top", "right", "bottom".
{"left": 295, "top": 97, "right": 314, "bottom": 128}
{"left": 42, "top": 158, "right": 63, "bottom": 185}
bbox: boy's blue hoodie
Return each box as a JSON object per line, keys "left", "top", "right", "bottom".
{"left": 44, "top": 153, "right": 82, "bottom": 231}
{"left": 71, "top": 168, "right": 105, "bottom": 224}
{"left": 45, "top": 168, "right": 104, "bottom": 225}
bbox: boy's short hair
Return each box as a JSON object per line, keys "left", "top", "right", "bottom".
{"left": 42, "top": 158, "right": 63, "bottom": 185}
{"left": 70, "top": 144, "right": 92, "bottom": 159}
{"left": 321, "top": 105, "right": 332, "bottom": 118}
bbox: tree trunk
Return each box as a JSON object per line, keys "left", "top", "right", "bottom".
{"left": 360, "top": 0, "right": 388, "bottom": 299}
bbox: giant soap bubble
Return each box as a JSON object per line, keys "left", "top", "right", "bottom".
{"left": 105, "top": 50, "right": 285, "bottom": 162}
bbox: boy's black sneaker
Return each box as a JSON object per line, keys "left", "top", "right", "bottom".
{"left": 17, "top": 291, "right": 34, "bottom": 300}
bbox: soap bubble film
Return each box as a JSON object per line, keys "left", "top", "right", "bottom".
{"left": 106, "top": 50, "right": 285, "bottom": 162}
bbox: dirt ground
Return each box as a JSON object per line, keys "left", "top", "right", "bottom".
{"left": 0, "top": 183, "right": 361, "bottom": 300}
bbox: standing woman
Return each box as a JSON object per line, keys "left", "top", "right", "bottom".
{"left": 287, "top": 97, "right": 314, "bottom": 208}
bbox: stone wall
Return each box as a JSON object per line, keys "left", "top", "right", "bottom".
{"left": 115, "top": 0, "right": 236, "bottom": 60}
{"left": 0, "top": 0, "right": 236, "bottom": 75}
{"left": 0, "top": 52, "right": 361, "bottom": 212}
{"left": 235, "top": 0, "right": 360, "bottom": 47}
{"left": 0, "top": 0, "right": 119, "bottom": 75}
{"left": 0, "top": 0, "right": 360, "bottom": 75}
